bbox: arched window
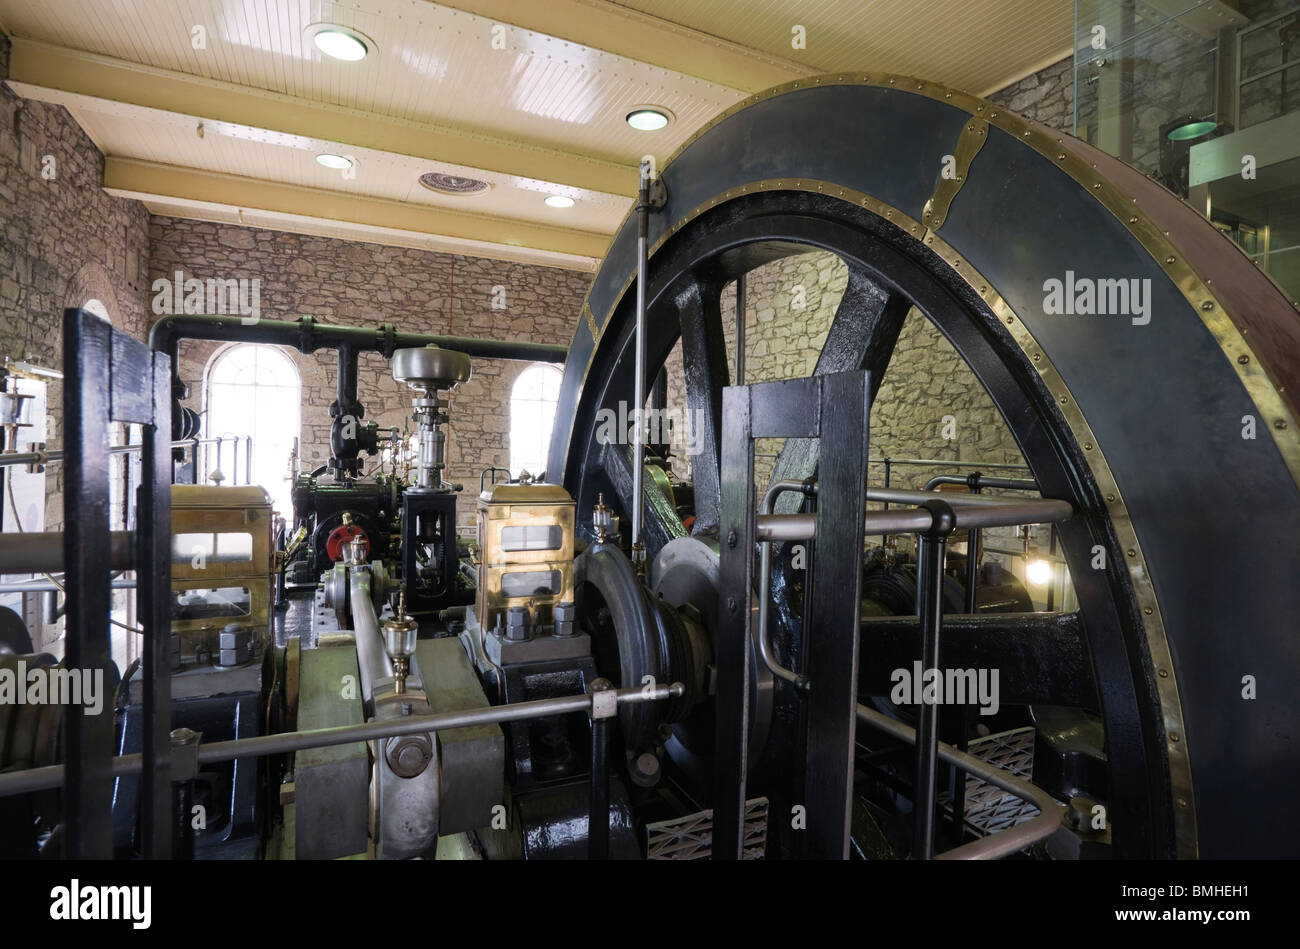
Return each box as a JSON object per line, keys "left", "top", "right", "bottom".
{"left": 205, "top": 345, "right": 301, "bottom": 514}
{"left": 509, "top": 364, "right": 562, "bottom": 479}
{"left": 81, "top": 298, "right": 111, "bottom": 321}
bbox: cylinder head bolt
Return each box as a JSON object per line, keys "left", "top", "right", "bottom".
{"left": 217, "top": 624, "right": 251, "bottom": 667}
{"left": 505, "top": 605, "right": 531, "bottom": 642}
{"left": 553, "top": 601, "right": 576, "bottom": 638}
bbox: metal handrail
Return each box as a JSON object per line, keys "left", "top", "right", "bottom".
{"left": 0, "top": 682, "right": 683, "bottom": 798}
{"left": 0, "top": 437, "right": 222, "bottom": 469}
{"left": 856, "top": 704, "right": 1064, "bottom": 860}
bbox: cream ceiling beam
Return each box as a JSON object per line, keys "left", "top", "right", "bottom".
{"left": 433, "top": 0, "right": 813, "bottom": 93}
{"left": 7, "top": 37, "right": 636, "bottom": 197}
{"left": 104, "top": 158, "right": 612, "bottom": 261}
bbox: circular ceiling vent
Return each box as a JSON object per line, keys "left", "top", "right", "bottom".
{"left": 419, "top": 172, "right": 490, "bottom": 196}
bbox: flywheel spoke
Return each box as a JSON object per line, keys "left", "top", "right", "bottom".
{"left": 675, "top": 278, "right": 730, "bottom": 536}
{"left": 768, "top": 269, "right": 910, "bottom": 512}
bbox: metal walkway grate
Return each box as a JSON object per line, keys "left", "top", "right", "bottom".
{"left": 938, "top": 726, "right": 1043, "bottom": 835}
{"left": 646, "top": 797, "right": 769, "bottom": 859}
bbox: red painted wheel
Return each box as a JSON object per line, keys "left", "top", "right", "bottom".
{"left": 325, "top": 523, "right": 369, "bottom": 563}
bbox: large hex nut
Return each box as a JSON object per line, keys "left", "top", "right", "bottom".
{"left": 219, "top": 625, "right": 251, "bottom": 650}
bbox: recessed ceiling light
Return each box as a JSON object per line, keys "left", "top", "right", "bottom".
{"left": 626, "top": 107, "right": 672, "bottom": 131}
{"left": 316, "top": 153, "right": 353, "bottom": 170}
{"left": 306, "top": 24, "right": 373, "bottom": 62}
{"left": 545, "top": 194, "right": 575, "bottom": 208}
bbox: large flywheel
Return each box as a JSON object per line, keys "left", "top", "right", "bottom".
{"left": 548, "top": 75, "right": 1300, "bottom": 859}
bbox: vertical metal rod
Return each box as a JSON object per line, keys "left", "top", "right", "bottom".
{"left": 231, "top": 434, "right": 239, "bottom": 485}
{"left": 735, "top": 273, "right": 746, "bottom": 386}
{"left": 62, "top": 309, "right": 114, "bottom": 858}
{"left": 882, "top": 457, "right": 891, "bottom": 546}
{"left": 172, "top": 778, "right": 195, "bottom": 860}
{"left": 140, "top": 355, "right": 173, "bottom": 858}
{"left": 631, "top": 159, "right": 652, "bottom": 569}
{"left": 589, "top": 712, "right": 611, "bottom": 860}
{"left": 951, "top": 479, "right": 981, "bottom": 839}
{"left": 1047, "top": 524, "right": 1058, "bottom": 612}
{"left": 913, "top": 499, "right": 954, "bottom": 860}
{"left": 245, "top": 436, "right": 253, "bottom": 485}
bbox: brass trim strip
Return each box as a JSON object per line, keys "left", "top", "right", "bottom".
{"left": 581, "top": 303, "right": 600, "bottom": 344}
{"left": 923, "top": 117, "right": 989, "bottom": 230}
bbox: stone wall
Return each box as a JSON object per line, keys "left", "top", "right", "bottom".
{"left": 147, "top": 218, "right": 591, "bottom": 526}
{"left": 0, "top": 29, "right": 153, "bottom": 533}
{"left": 661, "top": 255, "right": 1027, "bottom": 494}
{"left": 987, "top": 56, "right": 1074, "bottom": 131}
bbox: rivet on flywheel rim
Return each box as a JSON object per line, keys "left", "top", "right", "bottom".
{"left": 1059, "top": 395, "right": 1069, "bottom": 405}
{"left": 1129, "top": 216, "right": 1138, "bottom": 223}
{"left": 1170, "top": 733, "right": 1180, "bottom": 743}
{"left": 1201, "top": 300, "right": 1215, "bottom": 310}
{"left": 1005, "top": 316, "right": 1014, "bottom": 323}
{"left": 1032, "top": 353, "right": 1041, "bottom": 361}
{"left": 1238, "top": 354, "right": 1250, "bottom": 365}
{"left": 1275, "top": 419, "right": 1288, "bottom": 430}
{"left": 1106, "top": 493, "right": 1116, "bottom": 502}
{"left": 1143, "top": 607, "right": 1153, "bottom": 615}
{"left": 1158, "top": 668, "right": 1169, "bottom": 678}
{"left": 1126, "top": 548, "right": 1137, "bottom": 557}
{"left": 1166, "top": 256, "right": 1176, "bottom": 264}
{"left": 1084, "top": 441, "right": 1093, "bottom": 450}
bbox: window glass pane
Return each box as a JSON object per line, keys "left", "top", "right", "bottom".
{"left": 509, "top": 364, "right": 562, "bottom": 477}
{"left": 205, "top": 345, "right": 300, "bottom": 515}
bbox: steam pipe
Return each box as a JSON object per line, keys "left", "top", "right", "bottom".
{"left": 0, "top": 531, "right": 134, "bottom": 574}
{"left": 922, "top": 474, "right": 1039, "bottom": 492}
{"left": 148, "top": 314, "right": 567, "bottom": 376}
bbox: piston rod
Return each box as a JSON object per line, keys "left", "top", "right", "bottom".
{"left": 630, "top": 158, "right": 654, "bottom": 572}
{"left": 0, "top": 683, "right": 685, "bottom": 797}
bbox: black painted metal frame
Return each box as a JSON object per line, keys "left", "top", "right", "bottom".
{"left": 717, "top": 371, "right": 869, "bottom": 859}
{"left": 63, "top": 308, "right": 172, "bottom": 858}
